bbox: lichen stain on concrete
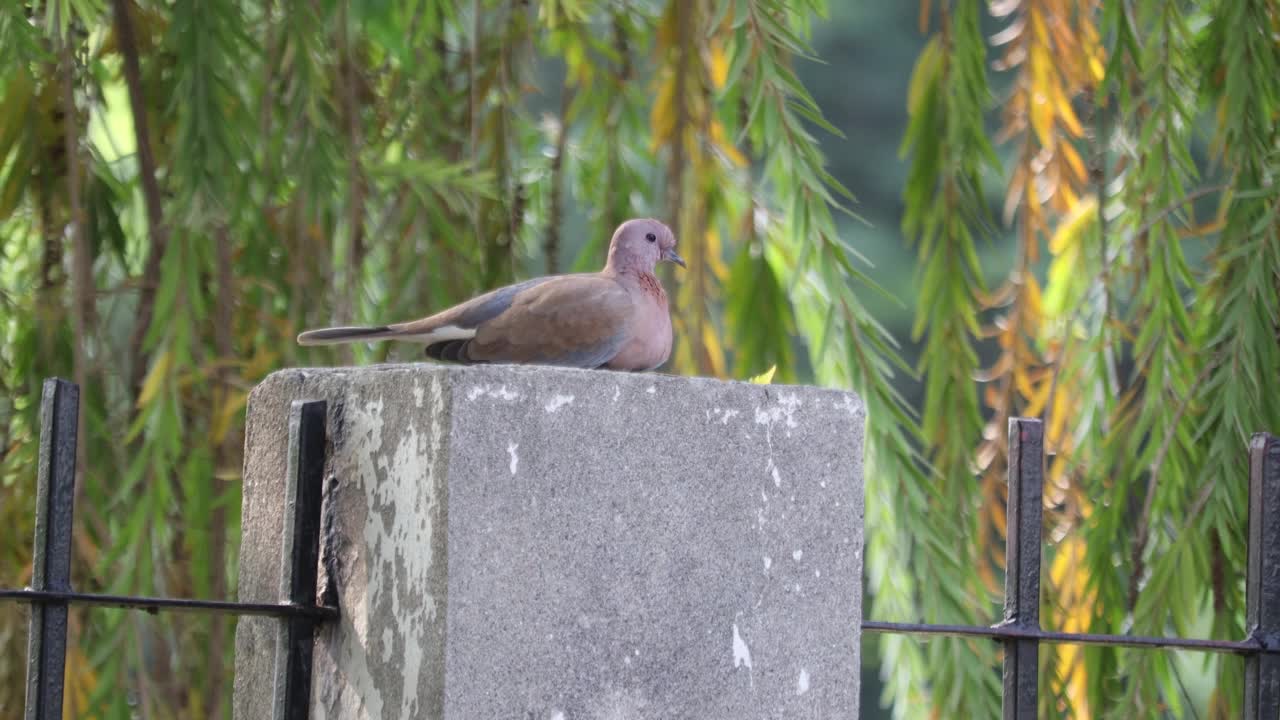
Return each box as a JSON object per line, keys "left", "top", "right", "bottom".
{"left": 465, "top": 383, "right": 523, "bottom": 402}
{"left": 335, "top": 374, "right": 444, "bottom": 719}
{"left": 754, "top": 393, "right": 802, "bottom": 436}
{"left": 833, "top": 393, "right": 865, "bottom": 420}
{"left": 543, "top": 394, "right": 574, "bottom": 413}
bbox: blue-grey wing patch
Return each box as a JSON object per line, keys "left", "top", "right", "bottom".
{"left": 463, "top": 276, "right": 635, "bottom": 368}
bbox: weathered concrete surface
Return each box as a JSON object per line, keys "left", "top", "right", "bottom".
{"left": 233, "top": 364, "right": 865, "bottom": 720}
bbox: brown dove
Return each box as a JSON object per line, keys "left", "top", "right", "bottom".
{"left": 297, "top": 218, "right": 685, "bottom": 371}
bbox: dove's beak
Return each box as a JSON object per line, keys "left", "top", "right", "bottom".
{"left": 662, "top": 248, "right": 687, "bottom": 269}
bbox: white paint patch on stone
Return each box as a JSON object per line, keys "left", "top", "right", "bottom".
{"left": 345, "top": 377, "right": 447, "bottom": 718}
{"left": 792, "top": 549, "right": 803, "bottom": 561}
{"left": 797, "top": 668, "right": 810, "bottom": 695}
{"left": 508, "top": 442, "right": 520, "bottom": 475}
{"left": 544, "top": 394, "right": 575, "bottom": 413}
{"left": 550, "top": 712, "right": 566, "bottom": 720}
{"left": 763, "top": 556, "right": 772, "bottom": 571}
{"left": 754, "top": 393, "right": 802, "bottom": 434}
{"left": 612, "top": 385, "right": 621, "bottom": 402}
{"left": 466, "top": 384, "right": 523, "bottom": 402}
{"left": 413, "top": 381, "right": 424, "bottom": 407}
{"left": 834, "top": 393, "right": 865, "bottom": 419}
{"left": 646, "top": 385, "right": 656, "bottom": 394}
{"left": 770, "top": 461, "right": 782, "bottom": 488}
{"left": 711, "top": 407, "right": 740, "bottom": 425}
{"left": 732, "top": 623, "right": 753, "bottom": 670}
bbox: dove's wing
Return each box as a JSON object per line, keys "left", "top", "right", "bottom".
{"left": 447, "top": 274, "right": 634, "bottom": 367}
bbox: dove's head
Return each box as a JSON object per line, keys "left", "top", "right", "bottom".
{"left": 605, "top": 218, "right": 685, "bottom": 273}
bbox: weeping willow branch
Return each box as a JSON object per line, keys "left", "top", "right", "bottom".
{"left": 111, "top": 0, "right": 169, "bottom": 396}
{"left": 546, "top": 85, "right": 572, "bottom": 274}
{"left": 207, "top": 224, "right": 236, "bottom": 718}
{"left": 338, "top": 0, "right": 365, "bottom": 364}
{"left": 58, "top": 36, "right": 90, "bottom": 500}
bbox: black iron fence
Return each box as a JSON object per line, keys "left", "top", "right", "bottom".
{"left": 2, "top": 379, "right": 335, "bottom": 720}
{"left": 1, "top": 378, "right": 1277, "bottom": 718}
{"left": 865, "top": 419, "right": 1280, "bottom": 718}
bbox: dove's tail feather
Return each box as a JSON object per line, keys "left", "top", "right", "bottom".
{"left": 297, "top": 325, "right": 395, "bottom": 346}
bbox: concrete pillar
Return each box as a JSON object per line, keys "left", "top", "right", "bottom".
{"left": 233, "top": 364, "right": 865, "bottom": 719}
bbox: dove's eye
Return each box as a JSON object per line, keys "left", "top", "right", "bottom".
{"left": 645, "top": 232, "right": 657, "bottom": 242}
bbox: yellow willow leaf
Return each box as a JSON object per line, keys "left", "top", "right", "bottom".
{"left": 1022, "top": 373, "right": 1053, "bottom": 417}
{"left": 136, "top": 348, "right": 173, "bottom": 409}
{"left": 1045, "top": 258, "right": 1079, "bottom": 316}
{"left": 1050, "top": 536, "right": 1094, "bottom": 717}
{"left": 710, "top": 119, "right": 748, "bottom": 168}
{"left": 704, "top": 226, "right": 732, "bottom": 280}
{"left": 1088, "top": 55, "right": 1105, "bottom": 85}
{"left": 1050, "top": 194, "right": 1098, "bottom": 254}
{"left": 1024, "top": 273, "right": 1044, "bottom": 322}
{"left": 212, "top": 390, "right": 249, "bottom": 444}
{"left": 1024, "top": 183, "right": 1045, "bottom": 243}
{"left": 707, "top": 40, "right": 729, "bottom": 90}
{"left": 983, "top": 383, "right": 1002, "bottom": 410}
{"left": 655, "top": 0, "right": 678, "bottom": 50}
{"left": 1030, "top": 6, "right": 1050, "bottom": 46}
{"left": 977, "top": 562, "right": 999, "bottom": 596}
{"left": 1053, "top": 82, "right": 1085, "bottom": 138}
{"left": 907, "top": 36, "right": 943, "bottom": 117}
{"left": 1061, "top": 142, "right": 1087, "bottom": 186}
{"left": 1047, "top": 387, "right": 1076, "bottom": 443}
{"left": 988, "top": 493, "right": 1008, "bottom": 545}
{"left": 749, "top": 365, "right": 777, "bottom": 384}
{"left": 1182, "top": 218, "right": 1226, "bottom": 238}
{"left": 649, "top": 73, "right": 677, "bottom": 150}
{"left": 1050, "top": 536, "right": 1084, "bottom": 596}
{"left": 1014, "top": 364, "right": 1036, "bottom": 402}
{"left": 246, "top": 347, "right": 280, "bottom": 380}
{"left": 672, "top": 324, "right": 695, "bottom": 373}
{"left": 1057, "top": 179, "right": 1079, "bottom": 212}
{"left": 1028, "top": 56, "right": 1055, "bottom": 147}
{"left": 702, "top": 324, "right": 727, "bottom": 377}
{"left": 64, "top": 642, "right": 98, "bottom": 720}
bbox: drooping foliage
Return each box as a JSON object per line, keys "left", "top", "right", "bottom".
{"left": 897, "top": 1, "right": 1280, "bottom": 717}
{"left": 0, "top": 1, "right": 913, "bottom": 716}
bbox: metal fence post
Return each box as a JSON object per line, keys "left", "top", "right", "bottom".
{"left": 1001, "top": 417, "right": 1043, "bottom": 720}
{"left": 1246, "top": 432, "right": 1280, "bottom": 718}
{"left": 272, "top": 399, "right": 328, "bottom": 720}
{"left": 24, "top": 378, "right": 80, "bottom": 720}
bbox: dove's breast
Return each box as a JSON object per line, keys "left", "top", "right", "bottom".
{"left": 607, "top": 271, "right": 673, "bottom": 371}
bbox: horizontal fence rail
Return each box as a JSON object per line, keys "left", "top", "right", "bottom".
{"left": 0, "top": 588, "right": 338, "bottom": 620}
{"left": 3, "top": 378, "right": 336, "bottom": 720}
{"left": 861, "top": 619, "right": 1270, "bottom": 654}
{"left": 2, "top": 377, "right": 1277, "bottom": 718}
